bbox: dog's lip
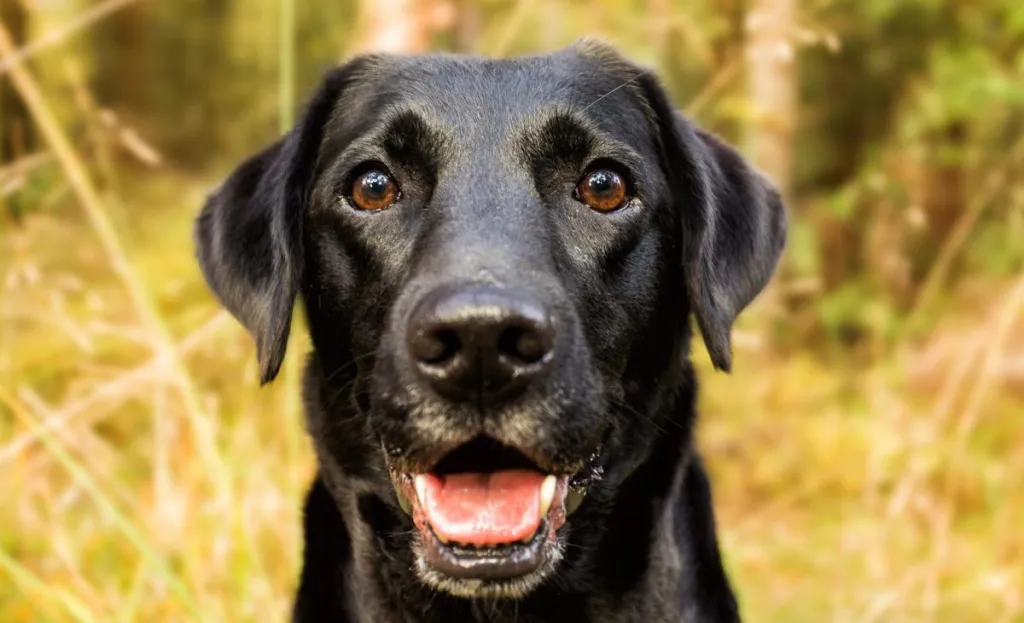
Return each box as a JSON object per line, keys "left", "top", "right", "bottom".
{"left": 391, "top": 471, "right": 572, "bottom": 581}
{"left": 384, "top": 444, "right": 602, "bottom": 524}
{"left": 381, "top": 437, "right": 606, "bottom": 481}
{"left": 383, "top": 436, "right": 604, "bottom": 574}
{"left": 422, "top": 518, "right": 554, "bottom": 580}
{"left": 381, "top": 433, "right": 604, "bottom": 582}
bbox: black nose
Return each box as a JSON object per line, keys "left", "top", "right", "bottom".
{"left": 406, "top": 285, "right": 556, "bottom": 403}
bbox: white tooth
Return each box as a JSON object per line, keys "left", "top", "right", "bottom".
{"left": 397, "top": 491, "right": 413, "bottom": 516}
{"left": 539, "top": 475, "right": 557, "bottom": 517}
{"left": 414, "top": 474, "right": 429, "bottom": 505}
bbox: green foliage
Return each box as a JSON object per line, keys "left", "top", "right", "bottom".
{"left": 1, "top": 164, "right": 60, "bottom": 227}
{"left": 4, "top": 2, "right": 1024, "bottom": 622}
{"left": 784, "top": 0, "right": 1024, "bottom": 347}
{"left": 5, "top": 0, "right": 1021, "bottom": 348}
{"left": 966, "top": 220, "right": 1024, "bottom": 277}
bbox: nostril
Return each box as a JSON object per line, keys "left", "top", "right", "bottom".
{"left": 406, "top": 285, "right": 558, "bottom": 403}
{"left": 497, "top": 325, "right": 550, "bottom": 365}
{"left": 410, "top": 327, "right": 462, "bottom": 365}
{"left": 428, "top": 329, "right": 461, "bottom": 364}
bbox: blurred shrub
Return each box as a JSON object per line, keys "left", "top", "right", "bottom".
{"left": 4, "top": 0, "right": 1023, "bottom": 355}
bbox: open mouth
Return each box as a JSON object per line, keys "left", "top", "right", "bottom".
{"left": 388, "top": 436, "right": 590, "bottom": 586}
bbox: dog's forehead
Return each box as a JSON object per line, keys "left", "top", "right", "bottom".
{"left": 344, "top": 51, "right": 653, "bottom": 143}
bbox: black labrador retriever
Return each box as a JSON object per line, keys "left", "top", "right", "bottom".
{"left": 195, "top": 39, "right": 786, "bottom": 623}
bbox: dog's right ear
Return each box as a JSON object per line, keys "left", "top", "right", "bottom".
{"left": 632, "top": 68, "right": 787, "bottom": 373}
{"left": 195, "top": 58, "right": 374, "bottom": 384}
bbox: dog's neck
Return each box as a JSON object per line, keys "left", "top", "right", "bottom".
{"left": 292, "top": 364, "right": 740, "bottom": 623}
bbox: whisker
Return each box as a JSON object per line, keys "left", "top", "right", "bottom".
{"left": 321, "top": 348, "right": 382, "bottom": 386}
{"left": 580, "top": 70, "right": 645, "bottom": 114}
{"left": 607, "top": 396, "right": 676, "bottom": 437}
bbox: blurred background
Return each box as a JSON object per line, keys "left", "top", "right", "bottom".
{"left": 1, "top": 0, "right": 1023, "bottom": 621}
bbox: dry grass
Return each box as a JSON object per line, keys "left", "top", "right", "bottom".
{"left": 2, "top": 173, "right": 1022, "bottom": 622}
{"left": 1, "top": 184, "right": 312, "bottom": 621}
{"left": 2, "top": 5, "right": 1023, "bottom": 621}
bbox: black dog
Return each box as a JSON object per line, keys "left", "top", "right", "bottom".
{"left": 195, "top": 39, "right": 786, "bottom": 622}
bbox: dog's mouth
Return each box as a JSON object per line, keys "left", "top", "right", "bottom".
{"left": 387, "top": 436, "right": 591, "bottom": 589}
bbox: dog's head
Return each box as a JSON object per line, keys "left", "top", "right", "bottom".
{"left": 196, "top": 40, "right": 785, "bottom": 600}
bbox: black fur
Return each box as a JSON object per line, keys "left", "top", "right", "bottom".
{"left": 195, "top": 40, "right": 786, "bottom": 622}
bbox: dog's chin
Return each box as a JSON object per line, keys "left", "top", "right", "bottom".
{"left": 384, "top": 435, "right": 597, "bottom": 599}
{"left": 410, "top": 515, "right": 566, "bottom": 599}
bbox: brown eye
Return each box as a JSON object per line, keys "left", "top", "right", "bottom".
{"left": 576, "top": 168, "right": 627, "bottom": 212}
{"left": 350, "top": 169, "right": 400, "bottom": 211}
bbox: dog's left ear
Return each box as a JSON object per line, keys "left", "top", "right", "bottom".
{"left": 194, "top": 58, "right": 375, "bottom": 384}
{"left": 638, "top": 74, "right": 788, "bottom": 372}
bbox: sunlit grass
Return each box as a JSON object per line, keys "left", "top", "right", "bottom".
{"left": 2, "top": 174, "right": 1021, "bottom": 622}
{"left": 2, "top": 1, "right": 1023, "bottom": 618}
{"left": 1, "top": 180, "right": 311, "bottom": 621}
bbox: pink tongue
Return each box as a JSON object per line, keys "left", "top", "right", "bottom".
{"left": 418, "top": 470, "right": 545, "bottom": 546}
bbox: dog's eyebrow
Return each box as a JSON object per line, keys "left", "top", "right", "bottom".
{"left": 523, "top": 111, "right": 647, "bottom": 179}
{"left": 319, "top": 107, "right": 447, "bottom": 181}
{"left": 378, "top": 109, "right": 447, "bottom": 166}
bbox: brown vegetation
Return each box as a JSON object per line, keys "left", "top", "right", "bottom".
{"left": 1, "top": 1, "right": 1022, "bottom": 621}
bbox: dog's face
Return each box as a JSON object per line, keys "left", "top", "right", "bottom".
{"left": 196, "top": 41, "right": 785, "bottom": 600}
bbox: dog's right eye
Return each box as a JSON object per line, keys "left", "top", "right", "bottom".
{"left": 575, "top": 167, "right": 628, "bottom": 212}
{"left": 348, "top": 168, "right": 401, "bottom": 211}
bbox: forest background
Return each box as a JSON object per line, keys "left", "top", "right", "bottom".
{"left": 2, "top": 0, "right": 1023, "bottom": 621}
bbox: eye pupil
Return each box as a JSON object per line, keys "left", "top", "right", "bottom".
{"left": 350, "top": 168, "right": 399, "bottom": 211}
{"left": 588, "top": 171, "right": 615, "bottom": 194}
{"left": 576, "top": 167, "right": 627, "bottom": 212}
{"left": 362, "top": 171, "right": 389, "bottom": 196}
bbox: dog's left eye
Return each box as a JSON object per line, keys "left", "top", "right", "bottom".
{"left": 575, "top": 167, "right": 628, "bottom": 212}
{"left": 349, "top": 168, "right": 401, "bottom": 211}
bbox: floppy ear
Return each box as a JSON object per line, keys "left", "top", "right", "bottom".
{"left": 638, "top": 74, "right": 788, "bottom": 372}
{"left": 194, "top": 60, "right": 371, "bottom": 384}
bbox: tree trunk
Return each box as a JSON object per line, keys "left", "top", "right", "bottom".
{"left": 910, "top": 122, "right": 967, "bottom": 288}
{"left": 348, "top": 0, "right": 444, "bottom": 55}
{"left": 745, "top": 0, "right": 796, "bottom": 199}
{"left": 452, "top": 0, "right": 480, "bottom": 53}
{"left": 1, "top": 0, "right": 34, "bottom": 163}
{"left": 744, "top": 0, "right": 797, "bottom": 343}
{"left": 89, "top": 1, "right": 148, "bottom": 114}
{"left": 710, "top": 0, "right": 747, "bottom": 141}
